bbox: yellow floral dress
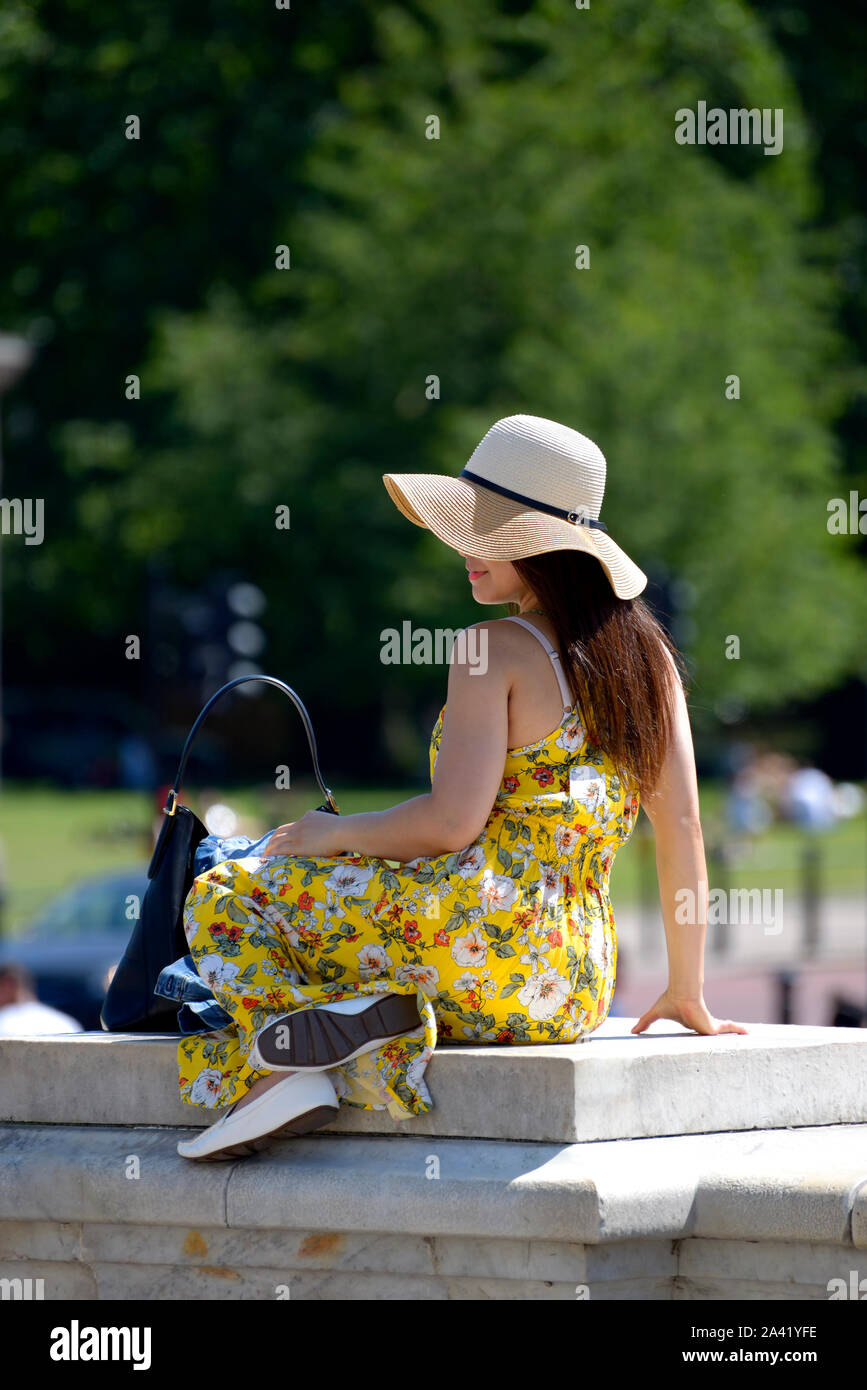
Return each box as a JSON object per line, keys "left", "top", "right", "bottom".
{"left": 178, "top": 680, "right": 640, "bottom": 1121}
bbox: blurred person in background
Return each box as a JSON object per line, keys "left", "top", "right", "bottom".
{"left": 726, "top": 753, "right": 773, "bottom": 837}
{"left": 0, "top": 962, "right": 83, "bottom": 1035}
{"left": 783, "top": 760, "right": 838, "bottom": 832}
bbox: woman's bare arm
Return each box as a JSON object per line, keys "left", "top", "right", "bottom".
{"left": 635, "top": 649, "right": 747, "bottom": 1035}
{"left": 639, "top": 651, "right": 708, "bottom": 999}
{"left": 263, "top": 621, "right": 512, "bottom": 862}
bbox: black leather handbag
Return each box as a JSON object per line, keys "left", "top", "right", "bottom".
{"left": 100, "top": 674, "right": 339, "bottom": 1033}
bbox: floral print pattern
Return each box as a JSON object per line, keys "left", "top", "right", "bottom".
{"left": 178, "top": 698, "right": 639, "bottom": 1120}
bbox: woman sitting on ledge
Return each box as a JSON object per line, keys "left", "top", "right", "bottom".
{"left": 177, "top": 413, "right": 747, "bottom": 1161}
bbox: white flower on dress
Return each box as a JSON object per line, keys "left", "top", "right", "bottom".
{"left": 553, "top": 824, "right": 581, "bottom": 858}
{"left": 455, "top": 845, "right": 486, "bottom": 879}
{"left": 195, "top": 955, "right": 240, "bottom": 993}
{"left": 356, "top": 943, "right": 394, "bottom": 978}
{"left": 569, "top": 767, "right": 606, "bottom": 811}
{"left": 404, "top": 1053, "right": 429, "bottom": 1091}
{"left": 420, "top": 891, "right": 440, "bottom": 920}
{"left": 330, "top": 1069, "right": 351, "bottom": 1099}
{"left": 323, "top": 863, "right": 375, "bottom": 897}
{"left": 520, "top": 944, "right": 550, "bottom": 974}
{"left": 540, "top": 866, "right": 562, "bottom": 906}
{"left": 556, "top": 715, "right": 586, "bottom": 755}
{"left": 452, "top": 971, "right": 481, "bottom": 993}
{"left": 478, "top": 871, "right": 520, "bottom": 915}
{"left": 314, "top": 888, "right": 346, "bottom": 926}
{"left": 594, "top": 807, "right": 619, "bottom": 836}
{"left": 451, "top": 927, "right": 489, "bottom": 968}
{"left": 517, "top": 968, "right": 571, "bottom": 1020}
{"left": 394, "top": 963, "right": 440, "bottom": 996}
{"left": 189, "top": 1068, "right": 224, "bottom": 1107}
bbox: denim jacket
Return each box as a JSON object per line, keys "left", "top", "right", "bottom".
{"left": 153, "top": 831, "right": 275, "bottom": 1035}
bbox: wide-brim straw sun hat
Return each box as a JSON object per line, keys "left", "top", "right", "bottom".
{"left": 382, "top": 413, "right": 647, "bottom": 600}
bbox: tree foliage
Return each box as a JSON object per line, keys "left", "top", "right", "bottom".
{"left": 1, "top": 0, "right": 864, "bottom": 772}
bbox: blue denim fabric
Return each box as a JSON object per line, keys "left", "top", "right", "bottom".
{"left": 154, "top": 953, "right": 234, "bottom": 1034}
{"left": 153, "top": 831, "right": 276, "bottom": 1034}
{"left": 192, "top": 831, "right": 277, "bottom": 876}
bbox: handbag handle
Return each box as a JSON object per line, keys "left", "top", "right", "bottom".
{"left": 163, "top": 674, "right": 339, "bottom": 818}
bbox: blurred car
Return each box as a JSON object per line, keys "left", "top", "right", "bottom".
{"left": 0, "top": 868, "right": 150, "bottom": 1029}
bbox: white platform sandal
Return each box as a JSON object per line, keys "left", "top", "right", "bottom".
{"left": 177, "top": 1069, "right": 339, "bottom": 1161}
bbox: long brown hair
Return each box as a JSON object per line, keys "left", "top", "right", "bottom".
{"left": 507, "top": 551, "right": 688, "bottom": 801}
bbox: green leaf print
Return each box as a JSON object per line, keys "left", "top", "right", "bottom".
{"left": 492, "top": 943, "right": 516, "bottom": 958}
{"left": 497, "top": 847, "right": 512, "bottom": 870}
{"left": 382, "top": 871, "right": 400, "bottom": 892}
{"left": 459, "top": 1008, "right": 489, "bottom": 1028}
{"left": 224, "top": 899, "right": 249, "bottom": 924}
{"left": 249, "top": 931, "right": 286, "bottom": 953}
{"left": 509, "top": 862, "right": 525, "bottom": 880}
{"left": 237, "top": 963, "right": 257, "bottom": 984}
{"left": 444, "top": 911, "right": 466, "bottom": 932}
{"left": 393, "top": 1081, "right": 418, "bottom": 1109}
{"left": 498, "top": 980, "right": 522, "bottom": 999}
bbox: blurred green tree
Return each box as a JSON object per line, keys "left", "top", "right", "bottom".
{"left": 2, "top": 0, "right": 865, "bottom": 772}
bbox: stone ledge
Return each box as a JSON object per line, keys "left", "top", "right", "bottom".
{"left": 1, "top": 1225, "right": 862, "bottom": 1301}
{"left": 1, "top": 1122, "right": 865, "bottom": 1248}
{"left": 2, "top": 1017, "right": 866, "bottom": 1143}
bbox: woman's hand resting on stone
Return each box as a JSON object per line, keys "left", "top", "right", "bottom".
{"left": 631, "top": 990, "right": 749, "bottom": 1037}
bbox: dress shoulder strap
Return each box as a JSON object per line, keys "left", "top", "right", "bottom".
{"left": 504, "top": 616, "right": 573, "bottom": 713}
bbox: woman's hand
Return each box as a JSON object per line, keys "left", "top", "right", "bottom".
{"left": 260, "top": 810, "right": 348, "bottom": 860}
{"left": 631, "top": 990, "right": 749, "bottom": 1037}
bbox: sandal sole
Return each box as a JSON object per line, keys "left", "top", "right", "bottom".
{"left": 256, "top": 993, "right": 420, "bottom": 1069}
{"left": 187, "top": 1103, "right": 339, "bottom": 1161}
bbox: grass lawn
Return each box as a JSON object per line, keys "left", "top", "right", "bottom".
{"left": 0, "top": 780, "right": 863, "bottom": 935}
